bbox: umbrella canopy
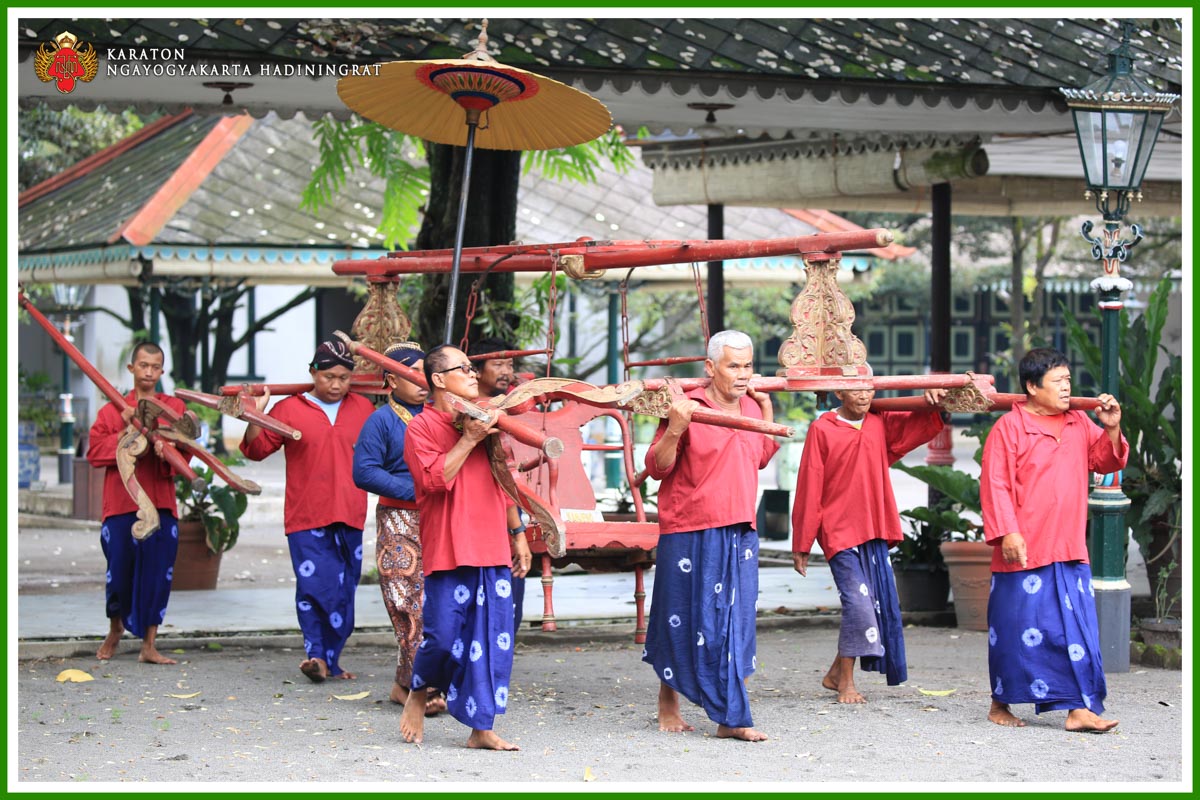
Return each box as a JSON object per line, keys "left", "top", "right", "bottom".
{"left": 337, "top": 23, "right": 611, "bottom": 151}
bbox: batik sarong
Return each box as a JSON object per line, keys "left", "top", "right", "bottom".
{"left": 375, "top": 506, "right": 423, "bottom": 688}
{"left": 412, "top": 566, "right": 516, "bottom": 730}
{"left": 287, "top": 523, "right": 363, "bottom": 677}
{"left": 642, "top": 524, "right": 759, "bottom": 729}
{"left": 100, "top": 510, "right": 179, "bottom": 638}
{"left": 828, "top": 538, "right": 907, "bottom": 685}
{"left": 988, "top": 560, "right": 1107, "bottom": 714}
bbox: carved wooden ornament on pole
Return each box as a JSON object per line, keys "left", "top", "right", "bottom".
{"left": 777, "top": 253, "right": 871, "bottom": 390}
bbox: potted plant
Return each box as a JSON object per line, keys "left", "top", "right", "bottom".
{"left": 173, "top": 463, "right": 248, "bottom": 590}
{"left": 891, "top": 510, "right": 950, "bottom": 612}
{"left": 1138, "top": 557, "right": 1182, "bottom": 651}
{"left": 1064, "top": 277, "right": 1182, "bottom": 627}
{"left": 894, "top": 462, "right": 990, "bottom": 631}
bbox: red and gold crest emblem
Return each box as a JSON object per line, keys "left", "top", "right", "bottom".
{"left": 34, "top": 31, "right": 99, "bottom": 94}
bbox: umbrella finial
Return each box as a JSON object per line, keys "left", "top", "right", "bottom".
{"left": 462, "top": 19, "right": 496, "bottom": 63}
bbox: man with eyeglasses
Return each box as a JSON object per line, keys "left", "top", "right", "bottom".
{"left": 241, "top": 340, "right": 375, "bottom": 684}
{"left": 400, "top": 344, "right": 532, "bottom": 750}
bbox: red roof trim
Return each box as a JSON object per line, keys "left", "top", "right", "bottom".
{"left": 112, "top": 115, "right": 255, "bottom": 246}
{"left": 782, "top": 208, "right": 917, "bottom": 260}
{"left": 18, "top": 110, "right": 196, "bottom": 208}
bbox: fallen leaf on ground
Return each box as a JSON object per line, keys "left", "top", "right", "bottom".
{"left": 56, "top": 669, "right": 94, "bottom": 683}
{"left": 921, "top": 706, "right": 940, "bottom": 712}
{"left": 918, "top": 688, "right": 957, "bottom": 697}
{"left": 333, "top": 691, "right": 371, "bottom": 701}
{"left": 583, "top": 766, "right": 597, "bottom": 782}
{"left": 170, "top": 649, "right": 185, "bottom": 654}
{"left": 167, "top": 692, "right": 201, "bottom": 699}
{"left": 205, "top": 643, "right": 223, "bottom": 651}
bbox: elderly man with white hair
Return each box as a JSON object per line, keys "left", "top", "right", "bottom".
{"left": 642, "top": 330, "right": 780, "bottom": 742}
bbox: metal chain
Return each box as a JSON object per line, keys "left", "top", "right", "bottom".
{"left": 619, "top": 269, "right": 634, "bottom": 383}
{"left": 458, "top": 280, "right": 480, "bottom": 353}
{"left": 544, "top": 255, "right": 558, "bottom": 379}
{"left": 692, "top": 261, "right": 711, "bottom": 345}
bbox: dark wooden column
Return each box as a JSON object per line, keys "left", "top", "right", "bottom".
{"left": 706, "top": 203, "right": 725, "bottom": 334}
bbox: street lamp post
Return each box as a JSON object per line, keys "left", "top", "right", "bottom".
{"left": 1059, "top": 21, "right": 1179, "bottom": 673}
{"left": 51, "top": 284, "right": 88, "bottom": 485}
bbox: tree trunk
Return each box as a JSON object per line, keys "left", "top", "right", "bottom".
{"left": 415, "top": 142, "right": 520, "bottom": 349}
{"left": 160, "top": 286, "right": 200, "bottom": 388}
{"left": 1009, "top": 216, "right": 1026, "bottom": 372}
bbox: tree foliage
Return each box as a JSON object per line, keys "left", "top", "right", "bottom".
{"left": 303, "top": 115, "right": 635, "bottom": 348}
{"left": 18, "top": 103, "right": 158, "bottom": 191}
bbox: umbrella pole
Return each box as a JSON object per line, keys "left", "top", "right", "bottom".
{"left": 443, "top": 116, "right": 479, "bottom": 344}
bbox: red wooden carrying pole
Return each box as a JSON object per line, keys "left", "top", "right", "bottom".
{"left": 216, "top": 376, "right": 386, "bottom": 397}
{"left": 17, "top": 290, "right": 202, "bottom": 487}
{"left": 639, "top": 373, "right": 995, "bottom": 394}
{"left": 870, "top": 393, "right": 1104, "bottom": 412}
{"left": 173, "top": 388, "right": 303, "bottom": 441}
{"left": 467, "top": 348, "right": 552, "bottom": 361}
{"left": 332, "top": 332, "right": 564, "bottom": 458}
{"left": 333, "top": 230, "right": 893, "bottom": 280}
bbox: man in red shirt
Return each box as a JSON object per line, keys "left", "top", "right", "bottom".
{"left": 241, "top": 341, "right": 375, "bottom": 683}
{"left": 981, "top": 348, "right": 1126, "bottom": 733}
{"left": 400, "top": 344, "right": 532, "bottom": 751}
{"left": 791, "top": 385, "right": 945, "bottom": 703}
{"left": 642, "top": 330, "right": 780, "bottom": 742}
{"left": 467, "top": 337, "right": 529, "bottom": 635}
{"left": 87, "top": 342, "right": 186, "bottom": 665}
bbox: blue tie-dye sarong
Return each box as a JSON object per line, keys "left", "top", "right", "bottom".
{"left": 642, "top": 524, "right": 759, "bottom": 729}
{"left": 413, "top": 566, "right": 516, "bottom": 731}
{"left": 100, "top": 510, "right": 179, "bottom": 638}
{"left": 287, "top": 524, "right": 363, "bottom": 677}
{"left": 828, "top": 538, "right": 908, "bottom": 685}
{"left": 988, "top": 561, "right": 1107, "bottom": 714}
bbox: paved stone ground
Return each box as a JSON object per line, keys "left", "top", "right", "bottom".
{"left": 14, "top": 625, "right": 1186, "bottom": 787}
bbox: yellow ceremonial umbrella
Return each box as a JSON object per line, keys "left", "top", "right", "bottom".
{"left": 338, "top": 20, "right": 613, "bottom": 342}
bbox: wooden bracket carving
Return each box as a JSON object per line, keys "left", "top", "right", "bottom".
{"left": 350, "top": 279, "right": 412, "bottom": 374}
{"left": 777, "top": 254, "right": 871, "bottom": 387}
{"left": 115, "top": 426, "right": 160, "bottom": 540}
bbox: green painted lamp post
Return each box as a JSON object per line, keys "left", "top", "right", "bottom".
{"left": 1059, "top": 21, "right": 1179, "bottom": 673}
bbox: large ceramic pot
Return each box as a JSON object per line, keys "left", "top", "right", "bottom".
{"left": 18, "top": 421, "right": 41, "bottom": 489}
{"left": 940, "top": 540, "right": 993, "bottom": 631}
{"left": 1139, "top": 617, "right": 1182, "bottom": 650}
{"left": 893, "top": 564, "right": 951, "bottom": 612}
{"left": 172, "top": 518, "right": 223, "bottom": 591}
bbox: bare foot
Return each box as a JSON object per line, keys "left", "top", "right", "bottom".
{"left": 400, "top": 687, "right": 427, "bottom": 743}
{"left": 425, "top": 695, "right": 448, "bottom": 717}
{"left": 467, "top": 729, "right": 520, "bottom": 750}
{"left": 389, "top": 683, "right": 408, "bottom": 705}
{"left": 1065, "top": 708, "right": 1119, "bottom": 733}
{"left": 332, "top": 670, "right": 356, "bottom": 680}
{"left": 988, "top": 701, "right": 1026, "bottom": 727}
{"left": 657, "top": 683, "right": 695, "bottom": 732}
{"left": 717, "top": 725, "right": 769, "bottom": 742}
{"left": 836, "top": 686, "right": 866, "bottom": 704}
{"left": 300, "top": 658, "right": 328, "bottom": 683}
{"left": 824, "top": 655, "right": 865, "bottom": 703}
{"left": 138, "top": 647, "right": 178, "bottom": 665}
{"left": 97, "top": 624, "right": 124, "bottom": 661}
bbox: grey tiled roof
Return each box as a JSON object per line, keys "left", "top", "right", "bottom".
{"left": 19, "top": 111, "right": 828, "bottom": 258}
{"left": 18, "top": 17, "right": 1182, "bottom": 91}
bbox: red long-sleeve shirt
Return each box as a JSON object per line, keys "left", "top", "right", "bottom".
{"left": 645, "top": 387, "right": 780, "bottom": 535}
{"left": 87, "top": 392, "right": 187, "bottom": 519}
{"left": 791, "top": 408, "right": 944, "bottom": 559}
{"left": 239, "top": 393, "right": 374, "bottom": 533}
{"left": 981, "top": 402, "right": 1128, "bottom": 572}
{"left": 404, "top": 406, "right": 513, "bottom": 575}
